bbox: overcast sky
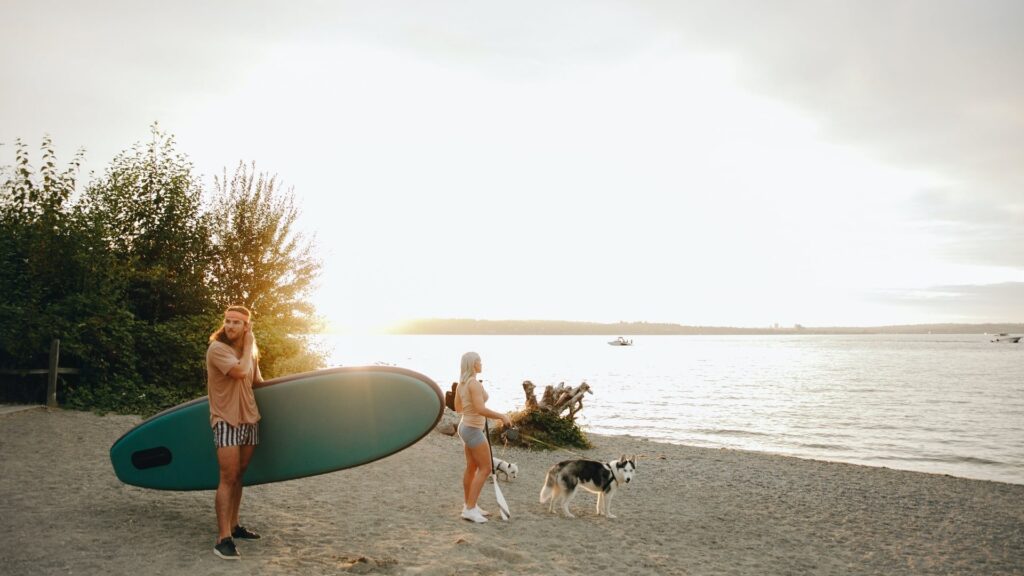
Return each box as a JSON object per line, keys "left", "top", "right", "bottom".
{"left": 2, "top": 1, "right": 1022, "bottom": 330}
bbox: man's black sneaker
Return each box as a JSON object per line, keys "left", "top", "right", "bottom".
{"left": 232, "top": 525, "right": 261, "bottom": 540}
{"left": 214, "top": 537, "right": 240, "bottom": 560}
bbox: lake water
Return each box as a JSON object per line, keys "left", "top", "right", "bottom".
{"left": 316, "top": 334, "right": 1024, "bottom": 485}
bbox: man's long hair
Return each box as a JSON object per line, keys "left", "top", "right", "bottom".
{"left": 210, "top": 305, "right": 252, "bottom": 345}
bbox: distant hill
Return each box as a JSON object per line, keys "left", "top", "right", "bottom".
{"left": 392, "top": 318, "right": 1024, "bottom": 336}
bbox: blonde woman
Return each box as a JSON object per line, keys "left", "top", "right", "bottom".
{"left": 454, "top": 351, "right": 511, "bottom": 523}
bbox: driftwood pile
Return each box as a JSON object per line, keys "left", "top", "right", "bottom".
{"left": 498, "top": 380, "right": 592, "bottom": 449}
{"left": 521, "top": 380, "right": 592, "bottom": 419}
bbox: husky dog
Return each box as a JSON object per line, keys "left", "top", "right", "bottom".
{"left": 539, "top": 456, "right": 636, "bottom": 518}
{"left": 492, "top": 457, "right": 519, "bottom": 481}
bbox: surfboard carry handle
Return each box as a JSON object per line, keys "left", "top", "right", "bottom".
{"left": 131, "top": 446, "right": 173, "bottom": 470}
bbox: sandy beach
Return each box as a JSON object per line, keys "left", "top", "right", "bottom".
{"left": 1, "top": 407, "right": 1022, "bottom": 576}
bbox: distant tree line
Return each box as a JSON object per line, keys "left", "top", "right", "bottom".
{"left": 0, "top": 126, "right": 324, "bottom": 414}
{"left": 396, "top": 318, "right": 1024, "bottom": 335}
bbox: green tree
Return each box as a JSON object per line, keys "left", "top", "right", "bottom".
{"left": 78, "top": 126, "right": 217, "bottom": 408}
{"left": 83, "top": 124, "right": 215, "bottom": 323}
{"left": 0, "top": 137, "right": 86, "bottom": 368}
{"left": 209, "top": 161, "right": 324, "bottom": 377}
{"left": 0, "top": 137, "right": 141, "bottom": 408}
{"left": 3, "top": 130, "right": 326, "bottom": 413}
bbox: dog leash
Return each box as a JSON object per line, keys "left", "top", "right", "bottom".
{"left": 513, "top": 430, "right": 592, "bottom": 460}
{"left": 515, "top": 430, "right": 627, "bottom": 487}
{"left": 485, "top": 421, "right": 511, "bottom": 520}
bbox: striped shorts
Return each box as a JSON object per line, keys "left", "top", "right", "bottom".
{"left": 213, "top": 421, "right": 260, "bottom": 447}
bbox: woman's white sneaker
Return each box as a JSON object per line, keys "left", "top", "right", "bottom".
{"left": 461, "top": 507, "right": 488, "bottom": 523}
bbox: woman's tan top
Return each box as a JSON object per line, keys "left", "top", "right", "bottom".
{"left": 457, "top": 377, "right": 487, "bottom": 429}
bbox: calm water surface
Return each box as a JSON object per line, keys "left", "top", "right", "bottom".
{"left": 317, "top": 334, "right": 1024, "bottom": 485}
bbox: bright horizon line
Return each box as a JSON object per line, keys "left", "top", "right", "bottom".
{"left": 318, "top": 317, "right": 1024, "bottom": 335}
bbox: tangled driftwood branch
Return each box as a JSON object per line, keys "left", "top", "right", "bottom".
{"left": 522, "top": 380, "right": 592, "bottom": 419}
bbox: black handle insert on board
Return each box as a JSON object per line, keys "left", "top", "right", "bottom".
{"left": 132, "top": 446, "right": 172, "bottom": 470}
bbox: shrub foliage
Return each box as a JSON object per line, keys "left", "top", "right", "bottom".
{"left": 0, "top": 127, "right": 325, "bottom": 414}
{"left": 497, "top": 408, "right": 593, "bottom": 451}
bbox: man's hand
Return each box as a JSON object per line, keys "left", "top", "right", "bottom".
{"left": 227, "top": 322, "right": 257, "bottom": 380}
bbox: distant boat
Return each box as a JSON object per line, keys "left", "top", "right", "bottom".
{"left": 608, "top": 336, "right": 633, "bottom": 346}
{"left": 990, "top": 333, "right": 1022, "bottom": 343}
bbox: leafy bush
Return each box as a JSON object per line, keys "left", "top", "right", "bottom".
{"left": 0, "top": 131, "right": 326, "bottom": 415}
{"left": 496, "top": 408, "right": 592, "bottom": 451}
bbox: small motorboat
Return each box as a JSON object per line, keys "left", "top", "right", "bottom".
{"left": 990, "top": 333, "right": 1022, "bottom": 343}
{"left": 608, "top": 336, "right": 633, "bottom": 346}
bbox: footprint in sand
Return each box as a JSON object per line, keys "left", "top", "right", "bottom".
{"left": 332, "top": 554, "right": 399, "bottom": 574}
{"left": 475, "top": 544, "right": 527, "bottom": 563}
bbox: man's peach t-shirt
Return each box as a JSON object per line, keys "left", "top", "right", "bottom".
{"left": 206, "top": 340, "right": 261, "bottom": 428}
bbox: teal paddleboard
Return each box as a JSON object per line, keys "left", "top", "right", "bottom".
{"left": 110, "top": 366, "right": 443, "bottom": 490}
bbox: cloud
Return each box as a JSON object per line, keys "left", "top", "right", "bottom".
{"left": 291, "top": 0, "right": 1024, "bottom": 272}
{"left": 3, "top": 0, "right": 1021, "bottom": 325}
{"left": 871, "top": 282, "right": 1024, "bottom": 322}
{"left": 638, "top": 0, "right": 1024, "bottom": 268}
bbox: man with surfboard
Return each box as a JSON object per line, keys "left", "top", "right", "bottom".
{"left": 206, "top": 305, "right": 264, "bottom": 560}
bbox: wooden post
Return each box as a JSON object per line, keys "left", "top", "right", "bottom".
{"left": 47, "top": 338, "right": 59, "bottom": 408}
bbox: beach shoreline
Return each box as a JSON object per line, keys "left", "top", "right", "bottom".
{"left": 1, "top": 407, "right": 1022, "bottom": 575}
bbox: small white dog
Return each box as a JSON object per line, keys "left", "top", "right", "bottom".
{"left": 539, "top": 456, "right": 636, "bottom": 518}
{"left": 492, "top": 457, "right": 519, "bottom": 481}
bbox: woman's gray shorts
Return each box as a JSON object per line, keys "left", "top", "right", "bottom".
{"left": 457, "top": 422, "right": 486, "bottom": 448}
